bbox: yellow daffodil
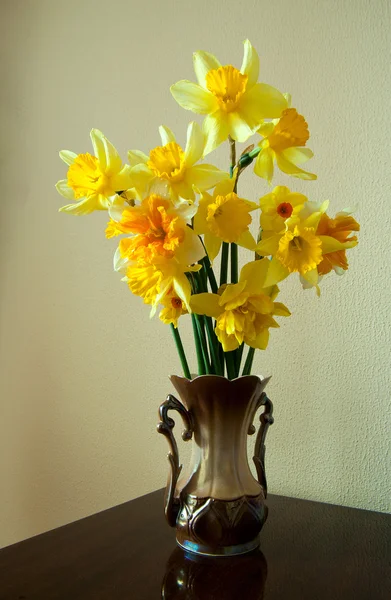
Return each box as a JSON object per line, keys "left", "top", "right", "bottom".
{"left": 171, "top": 40, "right": 287, "bottom": 154}
{"left": 126, "top": 257, "right": 201, "bottom": 316}
{"left": 191, "top": 259, "right": 290, "bottom": 351}
{"left": 315, "top": 210, "right": 360, "bottom": 276}
{"left": 193, "top": 179, "right": 257, "bottom": 261}
{"left": 256, "top": 200, "right": 328, "bottom": 286}
{"left": 56, "top": 129, "right": 133, "bottom": 215}
{"left": 254, "top": 108, "right": 316, "bottom": 183}
{"left": 259, "top": 186, "right": 307, "bottom": 234}
{"left": 159, "top": 288, "right": 188, "bottom": 327}
{"left": 256, "top": 200, "right": 358, "bottom": 290}
{"left": 127, "top": 122, "right": 228, "bottom": 203}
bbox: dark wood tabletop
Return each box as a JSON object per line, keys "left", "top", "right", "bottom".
{"left": 0, "top": 489, "right": 390, "bottom": 599}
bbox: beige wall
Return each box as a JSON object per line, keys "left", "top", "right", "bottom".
{"left": 1, "top": 0, "right": 390, "bottom": 548}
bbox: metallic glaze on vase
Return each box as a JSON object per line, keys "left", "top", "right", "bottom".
{"left": 157, "top": 374, "right": 274, "bottom": 557}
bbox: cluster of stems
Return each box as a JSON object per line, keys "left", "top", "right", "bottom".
{"left": 170, "top": 139, "right": 259, "bottom": 380}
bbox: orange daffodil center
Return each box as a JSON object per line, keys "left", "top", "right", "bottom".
{"left": 277, "top": 202, "right": 293, "bottom": 218}
{"left": 147, "top": 142, "right": 185, "bottom": 182}
{"left": 277, "top": 226, "right": 323, "bottom": 274}
{"left": 205, "top": 66, "right": 248, "bottom": 113}
{"left": 67, "top": 153, "right": 112, "bottom": 198}
{"left": 266, "top": 108, "right": 310, "bottom": 153}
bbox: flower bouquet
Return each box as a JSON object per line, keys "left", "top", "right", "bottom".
{"left": 56, "top": 40, "right": 359, "bottom": 556}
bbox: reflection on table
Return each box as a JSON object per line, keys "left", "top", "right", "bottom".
{"left": 162, "top": 546, "right": 267, "bottom": 599}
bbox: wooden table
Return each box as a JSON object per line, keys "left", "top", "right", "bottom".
{"left": 0, "top": 489, "right": 390, "bottom": 599}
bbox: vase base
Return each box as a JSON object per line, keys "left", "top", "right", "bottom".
{"left": 176, "top": 536, "right": 260, "bottom": 557}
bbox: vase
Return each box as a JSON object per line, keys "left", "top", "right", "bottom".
{"left": 157, "top": 374, "right": 273, "bottom": 557}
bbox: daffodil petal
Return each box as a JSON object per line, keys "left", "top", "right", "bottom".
{"left": 130, "top": 163, "right": 154, "bottom": 197}
{"left": 250, "top": 328, "right": 270, "bottom": 350}
{"left": 127, "top": 149, "right": 149, "bottom": 167}
{"left": 204, "top": 231, "right": 222, "bottom": 263}
{"left": 159, "top": 125, "right": 176, "bottom": 145}
{"left": 184, "top": 121, "right": 204, "bottom": 166}
{"left": 254, "top": 148, "right": 274, "bottom": 183}
{"left": 319, "top": 235, "right": 358, "bottom": 254}
{"left": 240, "top": 39, "right": 259, "bottom": 89}
{"left": 186, "top": 164, "right": 229, "bottom": 191}
{"left": 111, "top": 165, "right": 134, "bottom": 192}
{"left": 55, "top": 179, "right": 75, "bottom": 200}
{"left": 239, "top": 259, "right": 269, "bottom": 294}
{"left": 276, "top": 152, "right": 317, "bottom": 180}
{"left": 59, "top": 150, "right": 77, "bottom": 166}
{"left": 193, "top": 50, "right": 221, "bottom": 88}
{"left": 257, "top": 122, "right": 275, "bottom": 137}
{"left": 219, "top": 281, "right": 247, "bottom": 306}
{"left": 240, "top": 83, "right": 287, "bottom": 127}
{"left": 90, "top": 129, "right": 107, "bottom": 170}
{"left": 175, "top": 199, "right": 198, "bottom": 222}
{"left": 170, "top": 180, "right": 195, "bottom": 201}
{"left": 102, "top": 133, "right": 122, "bottom": 175}
{"left": 107, "top": 193, "right": 130, "bottom": 222}
{"left": 172, "top": 274, "right": 193, "bottom": 312}
{"left": 237, "top": 229, "right": 256, "bottom": 251}
{"left": 301, "top": 268, "right": 319, "bottom": 286}
{"left": 228, "top": 111, "right": 255, "bottom": 143}
{"left": 113, "top": 246, "right": 129, "bottom": 274}
{"left": 273, "top": 302, "right": 291, "bottom": 317}
{"left": 170, "top": 80, "right": 218, "bottom": 114}
{"left": 193, "top": 193, "right": 211, "bottom": 235}
{"left": 203, "top": 112, "right": 230, "bottom": 154}
{"left": 59, "top": 194, "right": 102, "bottom": 215}
{"left": 263, "top": 258, "right": 290, "bottom": 287}
{"left": 213, "top": 179, "right": 235, "bottom": 197}
{"left": 282, "top": 147, "right": 314, "bottom": 165}
{"left": 190, "top": 293, "right": 222, "bottom": 318}
{"left": 255, "top": 234, "right": 280, "bottom": 256}
{"left": 176, "top": 228, "right": 206, "bottom": 265}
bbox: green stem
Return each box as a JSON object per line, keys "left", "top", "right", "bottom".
{"left": 201, "top": 255, "right": 218, "bottom": 294}
{"left": 191, "top": 314, "right": 206, "bottom": 375}
{"left": 225, "top": 351, "right": 237, "bottom": 380}
{"left": 170, "top": 324, "right": 191, "bottom": 379}
{"left": 220, "top": 242, "right": 229, "bottom": 286}
{"left": 195, "top": 314, "right": 211, "bottom": 374}
{"left": 229, "top": 135, "right": 236, "bottom": 178}
{"left": 204, "top": 316, "right": 223, "bottom": 376}
{"left": 231, "top": 243, "right": 238, "bottom": 284}
{"left": 242, "top": 346, "right": 256, "bottom": 376}
{"left": 218, "top": 344, "right": 225, "bottom": 377}
{"left": 236, "top": 343, "right": 244, "bottom": 377}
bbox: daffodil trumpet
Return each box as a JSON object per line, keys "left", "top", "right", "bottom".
{"left": 56, "top": 39, "right": 359, "bottom": 379}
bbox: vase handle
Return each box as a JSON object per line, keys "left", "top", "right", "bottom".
{"left": 157, "top": 394, "right": 193, "bottom": 527}
{"left": 248, "top": 392, "right": 274, "bottom": 498}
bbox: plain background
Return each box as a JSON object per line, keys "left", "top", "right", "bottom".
{"left": 1, "top": 0, "right": 390, "bottom": 549}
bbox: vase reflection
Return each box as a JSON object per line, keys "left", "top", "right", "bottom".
{"left": 161, "top": 546, "right": 267, "bottom": 599}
